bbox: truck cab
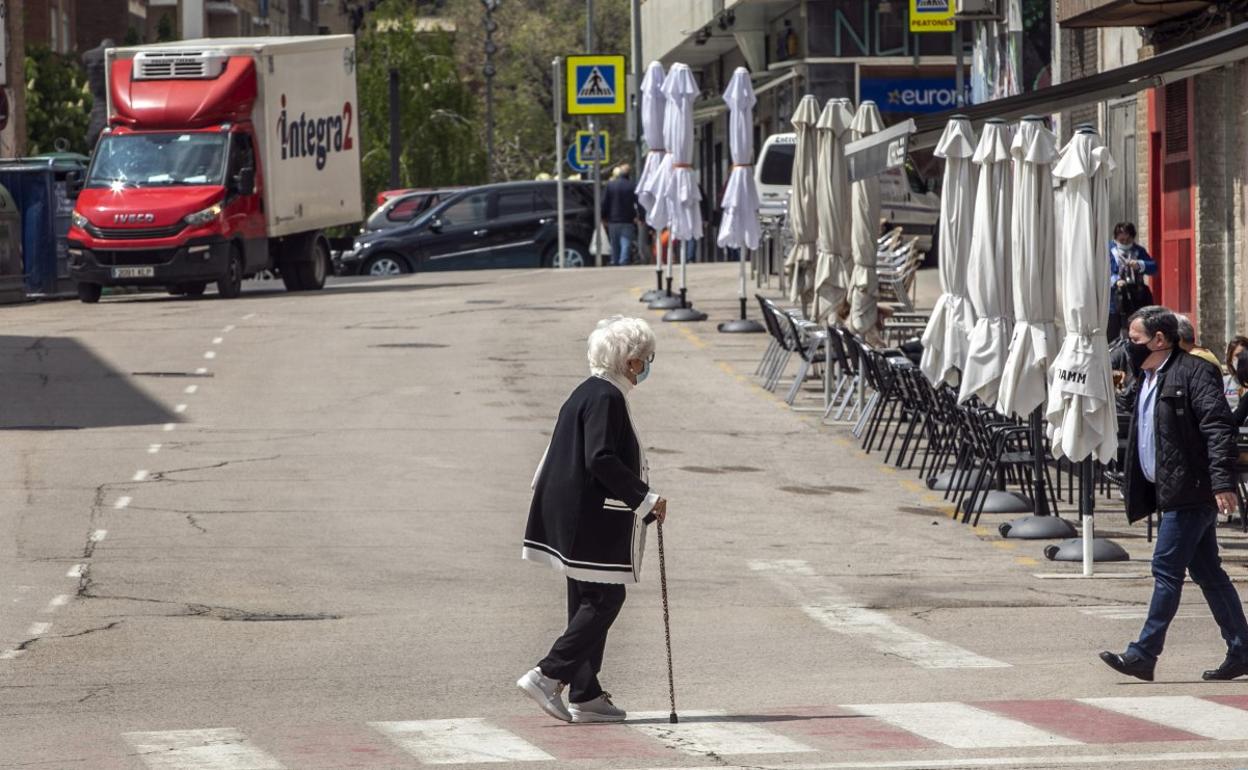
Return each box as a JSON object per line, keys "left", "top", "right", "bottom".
{"left": 69, "top": 37, "right": 360, "bottom": 302}
{"left": 755, "top": 132, "right": 941, "bottom": 260}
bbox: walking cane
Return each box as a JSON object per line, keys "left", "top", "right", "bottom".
{"left": 656, "top": 521, "right": 678, "bottom": 724}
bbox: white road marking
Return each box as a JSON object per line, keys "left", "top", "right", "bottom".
{"left": 204, "top": 351, "right": 216, "bottom": 360}
{"left": 624, "top": 750, "right": 1248, "bottom": 769}
{"left": 26, "top": 622, "right": 50, "bottom": 636}
{"left": 67, "top": 564, "right": 87, "bottom": 578}
{"left": 114, "top": 496, "right": 132, "bottom": 510}
{"left": 185, "top": 385, "right": 198, "bottom": 395}
{"left": 212, "top": 337, "right": 223, "bottom": 345}
{"left": 90, "top": 529, "right": 108, "bottom": 543}
{"left": 1081, "top": 696, "right": 1248, "bottom": 740}
{"left": 222, "top": 325, "right": 235, "bottom": 333}
{"left": 629, "top": 710, "right": 814, "bottom": 755}
{"left": 43, "top": 595, "right": 70, "bottom": 612}
{"left": 163, "top": 423, "right": 176, "bottom": 432}
{"left": 195, "top": 367, "right": 208, "bottom": 375}
{"left": 0, "top": 649, "right": 24, "bottom": 660}
{"left": 133, "top": 470, "right": 149, "bottom": 482}
{"left": 123, "top": 728, "right": 285, "bottom": 770}
{"left": 846, "top": 702, "right": 1080, "bottom": 749}
{"left": 175, "top": 404, "right": 188, "bottom": 414}
{"left": 370, "top": 718, "right": 554, "bottom": 764}
{"left": 241, "top": 313, "right": 255, "bottom": 320}
{"left": 1077, "top": 606, "right": 1203, "bottom": 620}
{"left": 148, "top": 444, "right": 162, "bottom": 454}
{"left": 750, "top": 560, "right": 1009, "bottom": 669}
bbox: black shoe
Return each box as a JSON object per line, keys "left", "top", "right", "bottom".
{"left": 1202, "top": 655, "right": 1248, "bottom": 681}
{"left": 1099, "top": 650, "right": 1155, "bottom": 682}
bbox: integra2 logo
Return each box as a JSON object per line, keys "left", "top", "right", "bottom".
{"left": 277, "top": 94, "right": 354, "bottom": 170}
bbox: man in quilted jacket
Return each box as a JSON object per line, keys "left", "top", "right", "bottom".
{"left": 1100, "top": 305, "right": 1248, "bottom": 682}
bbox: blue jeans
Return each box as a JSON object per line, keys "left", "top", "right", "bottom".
{"left": 1129, "top": 508, "right": 1248, "bottom": 662}
{"left": 608, "top": 223, "right": 636, "bottom": 266}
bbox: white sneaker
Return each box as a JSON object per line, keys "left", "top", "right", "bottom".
{"left": 569, "top": 692, "right": 626, "bottom": 723}
{"left": 516, "top": 667, "right": 572, "bottom": 723}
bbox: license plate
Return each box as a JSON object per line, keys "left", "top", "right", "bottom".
{"left": 112, "top": 266, "right": 154, "bottom": 279}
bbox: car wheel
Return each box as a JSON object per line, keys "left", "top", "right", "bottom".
{"left": 183, "top": 282, "right": 207, "bottom": 298}
{"left": 77, "top": 282, "right": 102, "bottom": 304}
{"left": 363, "top": 253, "right": 408, "bottom": 277}
{"left": 217, "top": 247, "right": 244, "bottom": 299}
{"left": 544, "top": 241, "right": 588, "bottom": 268}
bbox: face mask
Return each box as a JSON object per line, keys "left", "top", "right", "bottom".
{"left": 1116, "top": 241, "right": 1134, "bottom": 252}
{"left": 1127, "top": 340, "right": 1153, "bottom": 371}
{"left": 635, "top": 359, "right": 651, "bottom": 384}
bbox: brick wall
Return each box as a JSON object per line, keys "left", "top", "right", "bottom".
{"left": 76, "top": 0, "right": 129, "bottom": 51}
{"left": 25, "top": 0, "right": 76, "bottom": 52}
{"left": 1059, "top": 27, "right": 1100, "bottom": 142}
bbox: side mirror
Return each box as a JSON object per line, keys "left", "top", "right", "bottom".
{"left": 428, "top": 218, "right": 443, "bottom": 233}
{"left": 233, "top": 166, "right": 256, "bottom": 196}
{"left": 65, "top": 170, "right": 83, "bottom": 198}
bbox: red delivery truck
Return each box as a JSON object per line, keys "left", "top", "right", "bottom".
{"left": 68, "top": 36, "right": 363, "bottom": 302}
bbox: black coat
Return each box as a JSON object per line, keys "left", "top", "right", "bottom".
{"left": 523, "top": 377, "right": 652, "bottom": 583}
{"left": 601, "top": 177, "right": 641, "bottom": 225}
{"left": 1124, "top": 349, "right": 1238, "bottom": 522}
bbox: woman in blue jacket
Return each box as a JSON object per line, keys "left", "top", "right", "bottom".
{"left": 1108, "top": 222, "right": 1157, "bottom": 341}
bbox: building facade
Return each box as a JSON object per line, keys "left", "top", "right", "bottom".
{"left": 1058, "top": 0, "right": 1247, "bottom": 354}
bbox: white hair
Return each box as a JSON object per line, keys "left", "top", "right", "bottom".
{"left": 587, "top": 316, "right": 655, "bottom": 376}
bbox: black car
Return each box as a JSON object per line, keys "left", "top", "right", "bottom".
{"left": 338, "top": 181, "right": 596, "bottom": 276}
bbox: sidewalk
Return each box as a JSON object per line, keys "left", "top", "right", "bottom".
{"left": 629, "top": 261, "right": 1248, "bottom": 582}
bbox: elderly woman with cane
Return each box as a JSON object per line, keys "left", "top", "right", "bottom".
{"left": 517, "top": 316, "right": 669, "bottom": 724}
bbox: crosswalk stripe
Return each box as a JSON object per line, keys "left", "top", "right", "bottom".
{"left": 369, "top": 718, "right": 555, "bottom": 764}
{"left": 628, "top": 710, "right": 814, "bottom": 755}
{"left": 1080, "top": 696, "right": 1248, "bottom": 741}
{"left": 123, "top": 728, "right": 285, "bottom": 770}
{"left": 845, "top": 702, "right": 1082, "bottom": 749}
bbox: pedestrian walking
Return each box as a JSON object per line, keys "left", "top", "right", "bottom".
{"left": 1099, "top": 305, "right": 1248, "bottom": 682}
{"left": 1106, "top": 222, "right": 1156, "bottom": 341}
{"left": 602, "top": 165, "right": 641, "bottom": 266}
{"left": 518, "top": 316, "right": 669, "bottom": 723}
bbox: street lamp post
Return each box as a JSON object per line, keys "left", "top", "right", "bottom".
{"left": 482, "top": 0, "right": 500, "bottom": 181}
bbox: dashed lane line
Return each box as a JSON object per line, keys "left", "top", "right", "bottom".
{"left": 113, "top": 496, "right": 131, "bottom": 510}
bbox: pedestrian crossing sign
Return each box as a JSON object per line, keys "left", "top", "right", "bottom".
{"left": 575, "top": 130, "right": 610, "bottom": 166}
{"left": 567, "top": 55, "right": 626, "bottom": 115}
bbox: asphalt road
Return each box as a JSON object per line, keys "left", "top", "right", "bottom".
{"left": 1, "top": 265, "right": 1247, "bottom": 770}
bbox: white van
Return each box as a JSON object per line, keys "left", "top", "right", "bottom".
{"left": 755, "top": 132, "right": 941, "bottom": 261}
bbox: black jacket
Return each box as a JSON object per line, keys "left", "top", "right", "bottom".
{"left": 1124, "top": 349, "right": 1237, "bottom": 522}
{"left": 523, "top": 377, "right": 651, "bottom": 583}
{"left": 601, "top": 177, "right": 641, "bottom": 225}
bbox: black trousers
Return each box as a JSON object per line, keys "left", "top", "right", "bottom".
{"left": 538, "top": 578, "right": 626, "bottom": 703}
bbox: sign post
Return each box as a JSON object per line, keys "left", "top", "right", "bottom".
{"left": 552, "top": 57, "right": 565, "bottom": 269}
{"left": 567, "top": 55, "right": 626, "bottom": 268}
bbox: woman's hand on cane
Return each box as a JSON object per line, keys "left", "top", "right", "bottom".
{"left": 652, "top": 498, "right": 668, "bottom": 525}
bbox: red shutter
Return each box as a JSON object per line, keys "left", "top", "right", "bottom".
{"left": 1153, "top": 80, "right": 1196, "bottom": 324}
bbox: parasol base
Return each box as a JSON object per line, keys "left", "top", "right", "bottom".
{"left": 965, "top": 490, "right": 1034, "bottom": 514}
{"left": 640, "top": 289, "right": 666, "bottom": 302}
{"left": 999, "top": 515, "right": 1080, "bottom": 540}
{"left": 663, "top": 307, "right": 708, "bottom": 323}
{"left": 927, "top": 467, "right": 982, "bottom": 491}
{"left": 718, "top": 318, "right": 765, "bottom": 333}
{"left": 648, "top": 296, "right": 683, "bottom": 310}
{"left": 1044, "top": 538, "right": 1131, "bottom": 563}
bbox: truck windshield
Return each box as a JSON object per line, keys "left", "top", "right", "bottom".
{"left": 759, "top": 143, "right": 795, "bottom": 186}
{"left": 87, "top": 132, "right": 228, "bottom": 189}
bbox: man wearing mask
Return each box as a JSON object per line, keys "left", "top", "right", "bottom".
{"left": 1100, "top": 306, "right": 1248, "bottom": 682}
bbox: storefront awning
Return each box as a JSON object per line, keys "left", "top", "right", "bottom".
{"left": 845, "top": 20, "right": 1248, "bottom": 180}
{"left": 693, "top": 68, "right": 799, "bottom": 124}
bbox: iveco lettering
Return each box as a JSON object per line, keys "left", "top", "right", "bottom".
{"left": 67, "top": 36, "right": 363, "bottom": 303}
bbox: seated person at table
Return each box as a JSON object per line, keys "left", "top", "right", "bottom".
{"left": 1227, "top": 336, "right": 1248, "bottom": 426}
{"left": 1176, "top": 315, "right": 1222, "bottom": 369}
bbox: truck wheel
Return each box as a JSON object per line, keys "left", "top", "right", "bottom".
{"left": 217, "top": 248, "right": 244, "bottom": 299}
{"left": 77, "top": 283, "right": 102, "bottom": 304}
{"left": 280, "top": 234, "right": 330, "bottom": 291}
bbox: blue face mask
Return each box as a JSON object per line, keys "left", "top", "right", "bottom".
{"left": 635, "top": 359, "right": 651, "bottom": 384}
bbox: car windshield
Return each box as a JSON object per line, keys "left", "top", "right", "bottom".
{"left": 759, "top": 143, "right": 795, "bottom": 186}
{"left": 87, "top": 132, "right": 228, "bottom": 189}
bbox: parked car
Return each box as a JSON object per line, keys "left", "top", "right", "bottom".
{"left": 363, "top": 188, "right": 460, "bottom": 233}
{"left": 755, "top": 132, "right": 941, "bottom": 261}
{"left": 337, "top": 180, "right": 595, "bottom": 276}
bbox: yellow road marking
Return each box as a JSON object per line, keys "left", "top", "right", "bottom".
{"left": 1015, "top": 556, "right": 1040, "bottom": 566}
